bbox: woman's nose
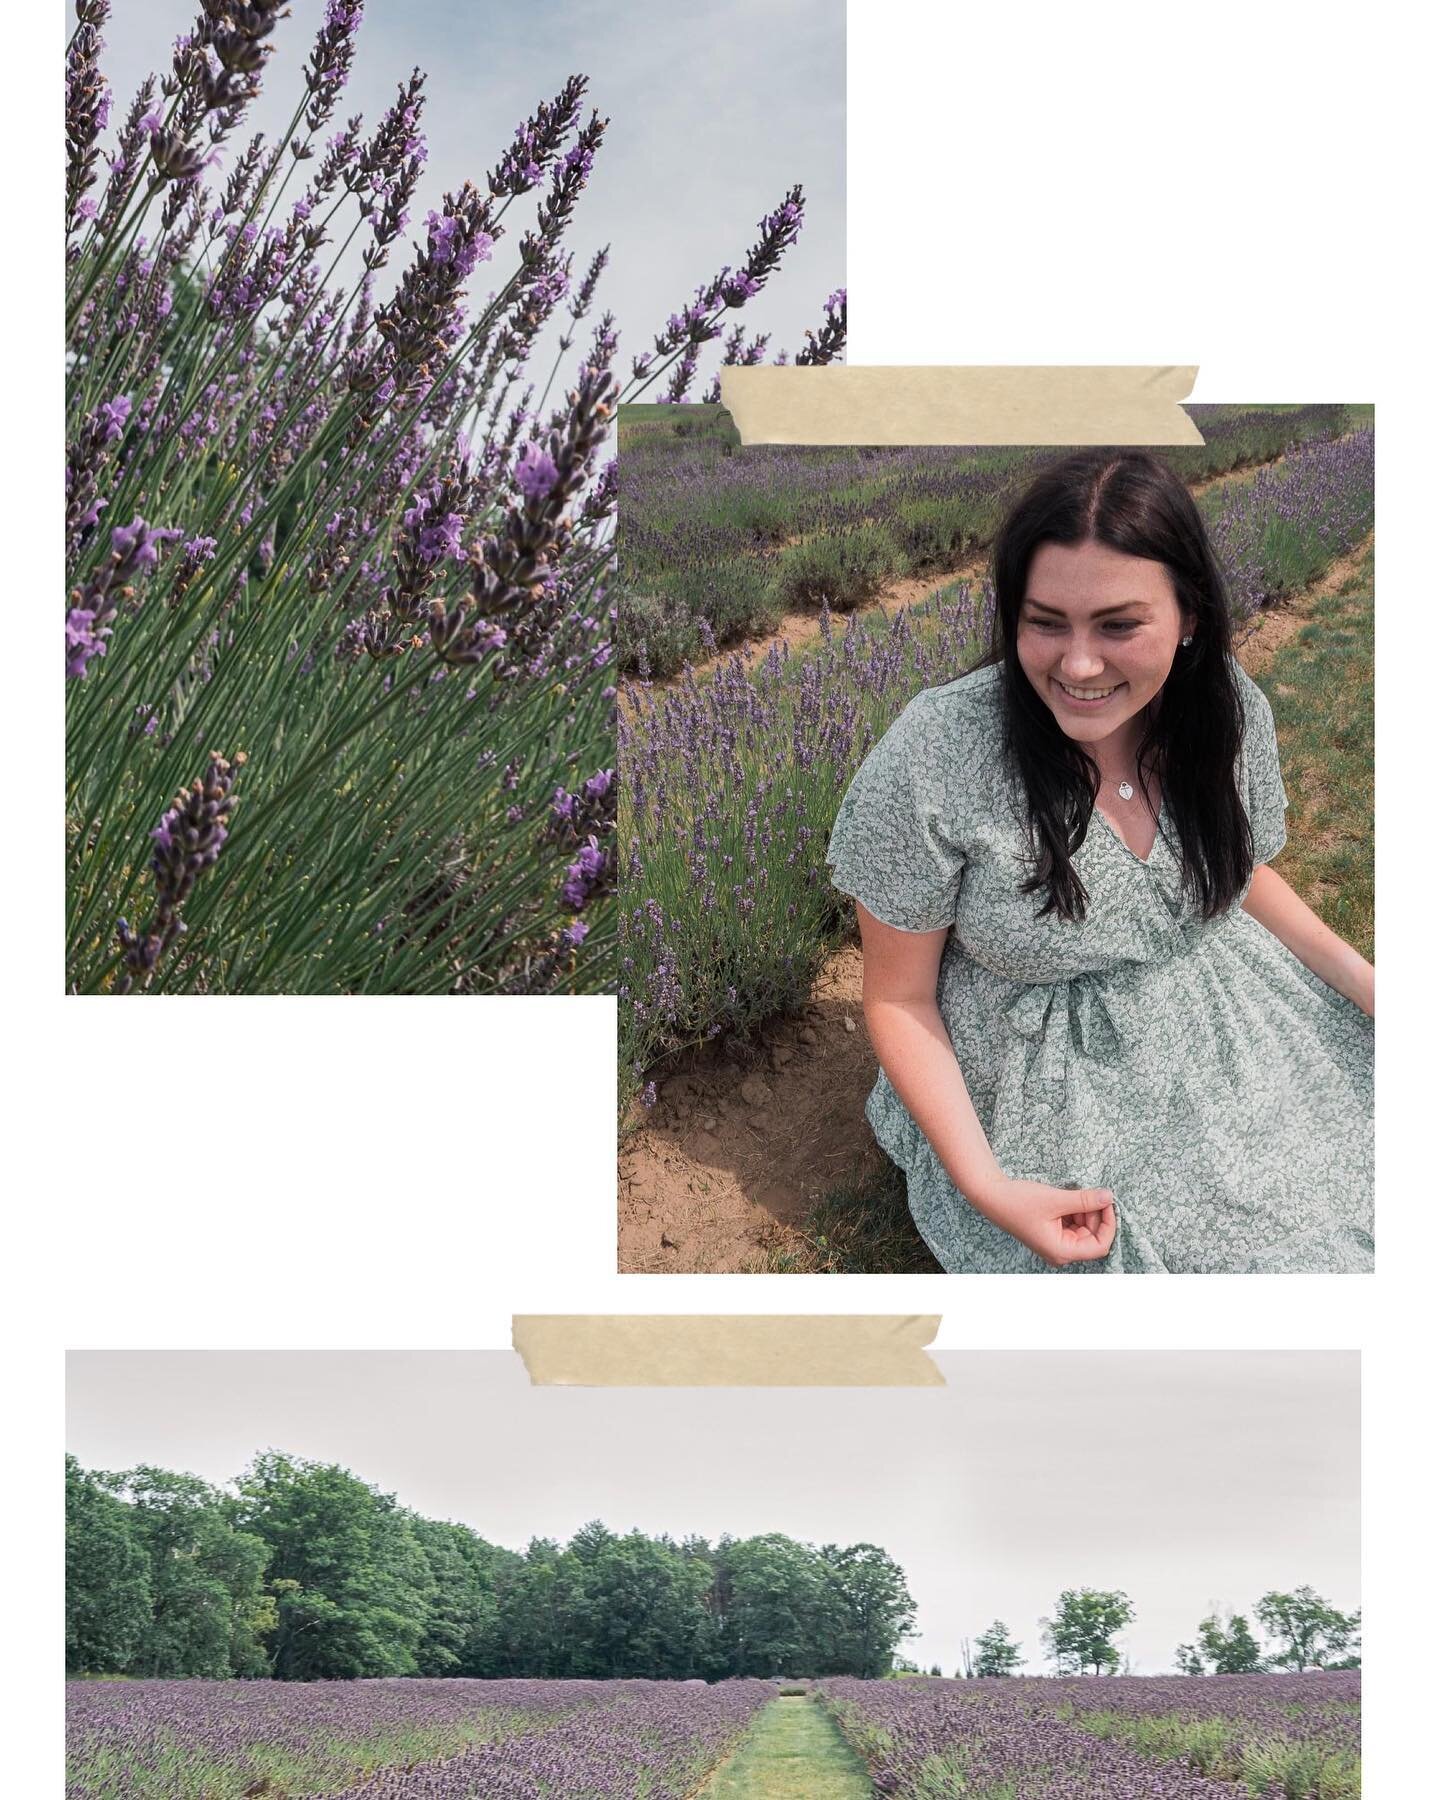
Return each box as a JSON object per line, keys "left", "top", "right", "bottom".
{"left": 1059, "top": 639, "right": 1107, "bottom": 680}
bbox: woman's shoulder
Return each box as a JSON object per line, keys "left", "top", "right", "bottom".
{"left": 887, "top": 660, "right": 1006, "bottom": 748}
{"left": 1227, "top": 655, "right": 1278, "bottom": 736}
{"left": 1228, "top": 654, "right": 1269, "bottom": 709}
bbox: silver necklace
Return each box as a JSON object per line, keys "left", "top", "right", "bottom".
{"left": 1116, "top": 779, "right": 1135, "bottom": 801}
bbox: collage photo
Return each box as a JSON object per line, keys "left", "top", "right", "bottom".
{"left": 36, "top": 0, "right": 1422, "bottom": 1796}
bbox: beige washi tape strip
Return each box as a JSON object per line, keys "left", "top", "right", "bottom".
{"left": 720, "top": 366, "right": 1202, "bottom": 445}
{"left": 512, "top": 1316, "right": 944, "bottom": 1387}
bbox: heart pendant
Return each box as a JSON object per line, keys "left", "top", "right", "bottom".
{"left": 1117, "top": 781, "right": 1134, "bottom": 801}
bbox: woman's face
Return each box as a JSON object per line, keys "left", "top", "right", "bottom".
{"left": 1015, "top": 538, "right": 1195, "bottom": 749}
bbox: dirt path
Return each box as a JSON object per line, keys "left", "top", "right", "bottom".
{"left": 698, "top": 1696, "right": 872, "bottom": 1798}
{"left": 617, "top": 531, "right": 1375, "bottom": 1275}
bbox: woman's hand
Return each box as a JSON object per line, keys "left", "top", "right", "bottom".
{"left": 970, "top": 1176, "right": 1117, "bottom": 1268}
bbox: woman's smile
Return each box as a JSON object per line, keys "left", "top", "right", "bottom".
{"left": 1051, "top": 676, "right": 1128, "bottom": 709}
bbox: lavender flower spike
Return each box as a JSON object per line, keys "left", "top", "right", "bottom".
{"left": 794, "top": 285, "right": 847, "bottom": 366}
{"left": 65, "top": 1, "right": 112, "bottom": 238}
{"left": 115, "top": 752, "right": 246, "bottom": 992}
{"left": 66, "top": 516, "right": 180, "bottom": 678}
{"left": 305, "top": 0, "right": 365, "bottom": 133}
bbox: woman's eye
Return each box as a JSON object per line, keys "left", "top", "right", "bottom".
{"left": 1023, "top": 617, "right": 1139, "bottom": 632}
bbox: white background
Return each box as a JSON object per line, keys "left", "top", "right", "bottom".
{"left": 12, "top": 0, "right": 1429, "bottom": 1790}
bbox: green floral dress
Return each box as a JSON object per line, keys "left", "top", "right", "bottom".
{"left": 826, "top": 660, "right": 1374, "bottom": 1273}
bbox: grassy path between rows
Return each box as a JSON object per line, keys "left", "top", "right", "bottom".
{"left": 699, "top": 1696, "right": 873, "bottom": 1797}
{"left": 1253, "top": 539, "right": 1374, "bottom": 962}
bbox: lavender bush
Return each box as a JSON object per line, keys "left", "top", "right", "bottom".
{"left": 66, "top": 1676, "right": 779, "bottom": 1800}
{"left": 815, "top": 1672, "right": 1360, "bottom": 1799}
{"left": 619, "top": 428, "right": 1375, "bottom": 1103}
{"left": 64, "top": 3, "right": 834, "bottom": 993}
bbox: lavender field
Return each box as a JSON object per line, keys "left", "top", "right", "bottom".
{"left": 65, "top": 1677, "right": 780, "bottom": 1799}
{"left": 617, "top": 404, "right": 1358, "bottom": 678}
{"left": 814, "top": 1672, "right": 1361, "bottom": 1799}
{"left": 618, "top": 423, "right": 1375, "bottom": 1106}
{"left": 66, "top": 1673, "right": 1361, "bottom": 1798}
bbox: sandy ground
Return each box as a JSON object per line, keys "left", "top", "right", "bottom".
{"left": 617, "top": 486, "right": 1372, "bottom": 1273}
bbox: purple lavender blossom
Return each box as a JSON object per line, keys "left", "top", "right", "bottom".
{"left": 96, "top": 395, "right": 132, "bottom": 440}
{"left": 66, "top": 517, "right": 180, "bottom": 677}
{"left": 514, "top": 443, "right": 559, "bottom": 500}
{"left": 66, "top": 607, "right": 107, "bottom": 679}
{"left": 305, "top": 0, "right": 364, "bottom": 132}
{"left": 488, "top": 75, "right": 587, "bottom": 197}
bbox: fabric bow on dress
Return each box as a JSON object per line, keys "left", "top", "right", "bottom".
{"left": 1003, "top": 971, "right": 1126, "bottom": 1112}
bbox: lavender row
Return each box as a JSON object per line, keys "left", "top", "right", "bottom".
{"left": 304, "top": 1680, "right": 777, "bottom": 1800}
{"left": 618, "top": 406, "right": 1358, "bottom": 675}
{"left": 814, "top": 1672, "right": 1360, "bottom": 1799}
{"left": 67, "top": 1677, "right": 778, "bottom": 1800}
{"left": 619, "top": 432, "right": 1375, "bottom": 1099}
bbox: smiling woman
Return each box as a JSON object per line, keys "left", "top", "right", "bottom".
{"left": 826, "top": 449, "right": 1374, "bottom": 1275}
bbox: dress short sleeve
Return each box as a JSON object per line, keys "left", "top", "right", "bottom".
{"left": 827, "top": 693, "right": 968, "bottom": 932}
{"left": 1238, "top": 667, "right": 1289, "bottom": 865}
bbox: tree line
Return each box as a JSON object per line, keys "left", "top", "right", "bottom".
{"left": 65, "top": 1453, "right": 916, "bottom": 1681}
{"left": 951, "top": 1587, "right": 1361, "bottom": 1679}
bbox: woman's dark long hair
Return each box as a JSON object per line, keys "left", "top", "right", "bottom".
{"left": 987, "top": 449, "right": 1252, "bottom": 922}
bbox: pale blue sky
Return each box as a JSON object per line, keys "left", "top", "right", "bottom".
{"left": 91, "top": 0, "right": 845, "bottom": 388}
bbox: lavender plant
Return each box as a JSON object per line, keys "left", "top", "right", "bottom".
{"left": 619, "top": 426, "right": 1375, "bottom": 1103}
{"left": 63, "top": 0, "right": 639, "bottom": 993}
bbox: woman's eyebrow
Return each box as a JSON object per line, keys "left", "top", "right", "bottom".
{"left": 1023, "top": 598, "right": 1155, "bottom": 618}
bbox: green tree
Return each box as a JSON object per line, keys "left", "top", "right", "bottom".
{"left": 819, "top": 1543, "right": 917, "bottom": 1678}
{"left": 1040, "top": 1588, "right": 1135, "bottom": 1675}
{"left": 973, "top": 1619, "right": 1024, "bottom": 1676}
{"left": 409, "top": 1515, "right": 511, "bottom": 1677}
{"left": 236, "top": 1453, "right": 431, "bottom": 1678}
{"left": 65, "top": 1455, "right": 151, "bottom": 1675}
{"left": 490, "top": 1538, "right": 596, "bottom": 1677}
{"left": 721, "top": 1535, "right": 827, "bottom": 1677}
{"left": 107, "top": 1467, "right": 272, "bottom": 1677}
{"left": 584, "top": 1532, "right": 713, "bottom": 1678}
{"left": 1183, "top": 1610, "right": 1265, "bottom": 1675}
{"left": 1255, "top": 1587, "right": 1361, "bottom": 1671}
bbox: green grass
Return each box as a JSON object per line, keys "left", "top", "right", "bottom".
{"left": 701, "top": 1697, "right": 874, "bottom": 1798}
{"left": 1255, "top": 543, "right": 1375, "bottom": 961}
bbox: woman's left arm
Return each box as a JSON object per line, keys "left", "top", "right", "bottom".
{"left": 1242, "top": 863, "right": 1374, "bottom": 1016}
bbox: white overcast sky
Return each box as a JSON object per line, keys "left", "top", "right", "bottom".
{"left": 67, "top": 1350, "right": 1357, "bottom": 1677}
{"left": 89, "top": 0, "right": 845, "bottom": 383}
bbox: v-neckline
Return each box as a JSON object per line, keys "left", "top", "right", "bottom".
{"left": 1093, "top": 793, "right": 1164, "bottom": 867}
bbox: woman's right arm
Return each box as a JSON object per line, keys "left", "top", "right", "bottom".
{"left": 857, "top": 903, "right": 1117, "bottom": 1268}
